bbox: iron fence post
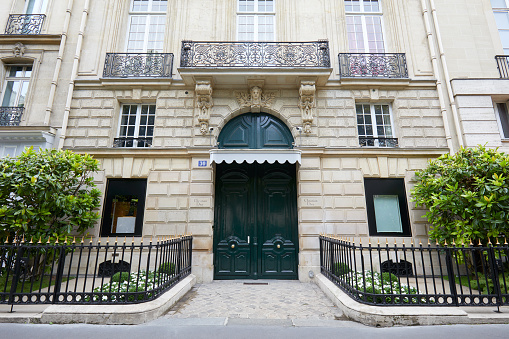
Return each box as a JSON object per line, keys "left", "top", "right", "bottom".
{"left": 445, "top": 248, "right": 459, "bottom": 306}
{"left": 487, "top": 245, "right": 503, "bottom": 310}
{"left": 8, "top": 244, "right": 25, "bottom": 306}
{"left": 176, "top": 238, "right": 182, "bottom": 278}
{"left": 330, "top": 238, "right": 335, "bottom": 277}
{"left": 52, "top": 245, "right": 67, "bottom": 303}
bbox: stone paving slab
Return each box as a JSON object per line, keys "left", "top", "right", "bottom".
{"left": 165, "top": 280, "right": 342, "bottom": 320}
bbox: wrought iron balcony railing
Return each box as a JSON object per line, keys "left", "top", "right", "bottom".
{"left": 103, "top": 53, "right": 173, "bottom": 78}
{"left": 180, "top": 40, "right": 331, "bottom": 68}
{"left": 113, "top": 137, "right": 153, "bottom": 148}
{"left": 339, "top": 53, "right": 408, "bottom": 78}
{"left": 0, "top": 107, "right": 24, "bottom": 126}
{"left": 5, "top": 14, "right": 45, "bottom": 35}
{"left": 359, "top": 136, "right": 398, "bottom": 148}
{"left": 496, "top": 55, "right": 509, "bottom": 78}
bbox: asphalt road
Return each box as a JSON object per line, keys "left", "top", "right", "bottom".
{"left": 1, "top": 319, "right": 509, "bottom": 339}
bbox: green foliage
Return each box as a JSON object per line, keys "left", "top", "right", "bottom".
{"left": 157, "top": 262, "right": 175, "bottom": 275}
{"left": 411, "top": 145, "right": 509, "bottom": 245}
{"left": 381, "top": 272, "right": 399, "bottom": 284}
{"left": 0, "top": 148, "right": 101, "bottom": 242}
{"left": 334, "top": 262, "right": 351, "bottom": 276}
{"left": 111, "top": 271, "right": 131, "bottom": 283}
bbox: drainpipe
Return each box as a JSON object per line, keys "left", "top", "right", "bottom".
{"left": 429, "top": 0, "right": 465, "bottom": 150}
{"left": 58, "top": 0, "right": 90, "bottom": 149}
{"left": 44, "top": 0, "right": 74, "bottom": 126}
{"left": 420, "top": 0, "right": 455, "bottom": 153}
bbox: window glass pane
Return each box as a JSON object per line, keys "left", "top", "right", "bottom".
{"left": 345, "top": 0, "right": 361, "bottom": 12}
{"left": 24, "top": 66, "right": 32, "bottom": 77}
{"left": 492, "top": 0, "right": 508, "bottom": 9}
{"left": 17, "top": 81, "right": 29, "bottom": 107}
{"left": 127, "top": 16, "right": 148, "bottom": 53}
{"left": 147, "top": 15, "right": 166, "bottom": 52}
{"left": 258, "top": 0, "right": 274, "bottom": 12}
{"left": 495, "top": 12, "right": 509, "bottom": 29}
{"left": 239, "top": 0, "right": 255, "bottom": 11}
{"left": 365, "top": 16, "right": 385, "bottom": 52}
{"left": 238, "top": 15, "right": 255, "bottom": 40}
{"left": 258, "top": 15, "right": 274, "bottom": 41}
{"left": 111, "top": 195, "right": 138, "bottom": 234}
{"left": 132, "top": 0, "right": 149, "bottom": 11}
{"left": 497, "top": 103, "right": 509, "bottom": 138}
{"left": 151, "top": 0, "right": 167, "bottom": 12}
{"left": 373, "top": 195, "right": 403, "bottom": 233}
{"left": 1, "top": 82, "right": 16, "bottom": 106}
{"left": 499, "top": 29, "right": 509, "bottom": 49}
{"left": 363, "top": 0, "right": 380, "bottom": 12}
{"left": 9, "top": 67, "right": 24, "bottom": 77}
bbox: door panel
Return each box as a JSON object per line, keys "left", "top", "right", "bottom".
{"left": 214, "top": 162, "right": 298, "bottom": 279}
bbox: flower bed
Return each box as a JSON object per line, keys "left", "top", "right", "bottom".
{"left": 344, "top": 270, "right": 430, "bottom": 304}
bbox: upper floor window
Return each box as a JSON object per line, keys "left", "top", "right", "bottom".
{"left": 1, "top": 66, "right": 32, "bottom": 108}
{"left": 237, "top": 0, "right": 275, "bottom": 41}
{"left": 492, "top": 0, "right": 509, "bottom": 54}
{"left": 126, "top": 0, "right": 167, "bottom": 53}
{"left": 115, "top": 104, "right": 155, "bottom": 147}
{"left": 356, "top": 103, "right": 397, "bottom": 147}
{"left": 25, "top": 0, "right": 48, "bottom": 14}
{"left": 345, "top": 0, "right": 384, "bottom": 53}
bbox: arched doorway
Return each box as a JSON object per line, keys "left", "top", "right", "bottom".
{"left": 213, "top": 113, "right": 299, "bottom": 279}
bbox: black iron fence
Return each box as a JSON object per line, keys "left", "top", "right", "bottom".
{"left": 180, "top": 40, "right": 331, "bottom": 68}
{"left": 320, "top": 235, "right": 509, "bottom": 308}
{"left": 359, "top": 137, "right": 398, "bottom": 148}
{"left": 339, "top": 53, "right": 408, "bottom": 78}
{"left": 5, "top": 14, "right": 46, "bottom": 35}
{"left": 496, "top": 55, "right": 509, "bottom": 78}
{"left": 103, "top": 53, "right": 174, "bottom": 78}
{"left": 0, "top": 235, "right": 192, "bottom": 305}
{"left": 0, "top": 107, "right": 24, "bottom": 126}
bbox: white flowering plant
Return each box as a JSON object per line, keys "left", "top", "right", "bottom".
{"left": 86, "top": 269, "right": 168, "bottom": 302}
{"left": 343, "top": 270, "right": 431, "bottom": 304}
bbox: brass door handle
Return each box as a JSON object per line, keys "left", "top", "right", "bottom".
{"left": 277, "top": 244, "right": 281, "bottom": 249}
{"left": 231, "top": 244, "right": 235, "bottom": 249}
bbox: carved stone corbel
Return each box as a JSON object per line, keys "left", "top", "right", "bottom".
{"left": 195, "top": 80, "right": 213, "bottom": 135}
{"left": 299, "top": 81, "right": 316, "bottom": 134}
{"left": 13, "top": 42, "right": 26, "bottom": 57}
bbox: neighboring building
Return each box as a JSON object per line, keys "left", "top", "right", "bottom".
{"left": 1, "top": 0, "right": 505, "bottom": 283}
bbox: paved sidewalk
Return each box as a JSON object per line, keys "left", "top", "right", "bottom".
{"left": 165, "top": 280, "right": 342, "bottom": 320}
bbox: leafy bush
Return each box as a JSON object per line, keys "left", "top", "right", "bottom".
{"left": 412, "top": 145, "right": 509, "bottom": 245}
{"left": 158, "top": 262, "right": 175, "bottom": 275}
{"left": 0, "top": 148, "right": 101, "bottom": 243}
{"left": 334, "top": 262, "right": 351, "bottom": 276}
{"left": 111, "top": 271, "right": 130, "bottom": 283}
{"left": 381, "top": 272, "right": 399, "bottom": 284}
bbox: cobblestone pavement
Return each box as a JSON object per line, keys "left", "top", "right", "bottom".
{"left": 165, "top": 280, "right": 342, "bottom": 320}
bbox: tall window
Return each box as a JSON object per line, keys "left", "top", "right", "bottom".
{"left": 25, "top": 0, "right": 48, "bottom": 14}
{"left": 100, "top": 179, "right": 147, "bottom": 237}
{"left": 237, "top": 0, "right": 275, "bottom": 41}
{"left": 126, "top": 0, "right": 167, "bottom": 53}
{"left": 116, "top": 104, "right": 155, "bottom": 147}
{"left": 356, "top": 103, "right": 396, "bottom": 147}
{"left": 364, "top": 178, "right": 411, "bottom": 237}
{"left": 495, "top": 102, "right": 509, "bottom": 139}
{"left": 1, "top": 66, "right": 32, "bottom": 108}
{"left": 345, "top": 0, "right": 384, "bottom": 53}
{"left": 492, "top": 0, "right": 509, "bottom": 54}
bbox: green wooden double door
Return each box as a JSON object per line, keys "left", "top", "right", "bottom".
{"left": 213, "top": 162, "right": 298, "bottom": 280}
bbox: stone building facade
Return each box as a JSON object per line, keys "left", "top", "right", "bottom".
{"left": 0, "top": 0, "right": 507, "bottom": 282}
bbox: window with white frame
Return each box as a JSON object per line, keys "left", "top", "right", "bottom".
{"left": 356, "top": 103, "right": 397, "bottom": 147}
{"left": 25, "top": 0, "right": 48, "bottom": 14}
{"left": 126, "top": 0, "right": 167, "bottom": 53}
{"left": 495, "top": 102, "right": 509, "bottom": 139}
{"left": 1, "top": 66, "right": 32, "bottom": 108}
{"left": 492, "top": 0, "right": 509, "bottom": 54}
{"left": 345, "top": 0, "right": 385, "bottom": 53}
{"left": 237, "top": 0, "right": 275, "bottom": 41}
{"left": 116, "top": 104, "right": 155, "bottom": 147}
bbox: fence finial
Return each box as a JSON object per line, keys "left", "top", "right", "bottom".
{"left": 444, "top": 239, "right": 448, "bottom": 246}
{"left": 106, "top": 237, "right": 110, "bottom": 244}
{"left": 505, "top": 238, "right": 508, "bottom": 245}
{"left": 496, "top": 238, "right": 500, "bottom": 245}
{"left": 359, "top": 238, "right": 362, "bottom": 245}
{"left": 73, "top": 237, "right": 76, "bottom": 244}
{"left": 377, "top": 238, "right": 380, "bottom": 245}
{"left": 21, "top": 235, "right": 25, "bottom": 243}
{"left": 488, "top": 238, "right": 492, "bottom": 246}
{"left": 39, "top": 237, "right": 42, "bottom": 244}
{"left": 115, "top": 237, "right": 118, "bottom": 244}
{"left": 368, "top": 238, "right": 371, "bottom": 245}
{"left": 469, "top": 239, "right": 473, "bottom": 246}
{"left": 55, "top": 237, "right": 59, "bottom": 244}
{"left": 89, "top": 236, "right": 93, "bottom": 244}
{"left": 47, "top": 237, "right": 51, "bottom": 244}
{"left": 124, "top": 236, "right": 127, "bottom": 244}
{"left": 478, "top": 239, "right": 482, "bottom": 246}
{"left": 132, "top": 236, "right": 135, "bottom": 244}
{"left": 150, "top": 236, "right": 153, "bottom": 243}
{"left": 29, "top": 237, "right": 33, "bottom": 244}
{"left": 452, "top": 239, "right": 456, "bottom": 246}
{"left": 385, "top": 238, "right": 388, "bottom": 245}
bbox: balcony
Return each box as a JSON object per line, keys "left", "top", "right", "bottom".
{"left": 103, "top": 53, "right": 173, "bottom": 78}
{"left": 113, "top": 137, "right": 153, "bottom": 148}
{"left": 496, "top": 55, "right": 509, "bottom": 78}
{"left": 5, "top": 14, "right": 45, "bottom": 35}
{"left": 179, "top": 40, "right": 332, "bottom": 86}
{"left": 339, "top": 53, "right": 408, "bottom": 79}
{"left": 0, "top": 107, "right": 24, "bottom": 126}
{"left": 359, "top": 137, "right": 398, "bottom": 148}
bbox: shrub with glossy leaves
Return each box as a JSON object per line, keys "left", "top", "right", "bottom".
{"left": 411, "top": 145, "right": 509, "bottom": 245}
{"left": 0, "top": 148, "right": 101, "bottom": 242}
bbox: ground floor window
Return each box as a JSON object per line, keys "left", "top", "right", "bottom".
{"left": 364, "top": 178, "right": 411, "bottom": 237}
{"left": 495, "top": 102, "right": 509, "bottom": 139}
{"left": 100, "top": 179, "right": 147, "bottom": 237}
